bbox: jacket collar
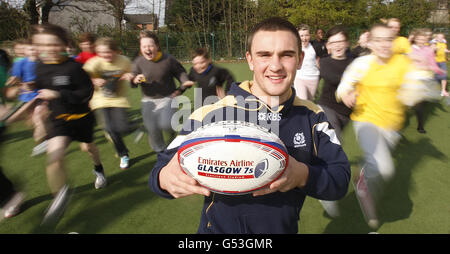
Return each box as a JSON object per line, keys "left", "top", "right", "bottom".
{"left": 228, "top": 81, "right": 296, "bottom": 115}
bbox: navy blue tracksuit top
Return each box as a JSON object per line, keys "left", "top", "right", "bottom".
{"left": 149, "top": 81, "right": 351, "bottom": 234}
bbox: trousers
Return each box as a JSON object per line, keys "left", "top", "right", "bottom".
{"left": 101, "top": 107, "right": 130, "bottom": 157}
{"left": 141, "top": 97, "right": 176, "bottom": 153}
{"left": 353, "top": 121, "right": 401, "bottom": 202}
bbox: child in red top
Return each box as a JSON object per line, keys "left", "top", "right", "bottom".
{"left": 75, "top": 32, "right": 97, "bottom": 64}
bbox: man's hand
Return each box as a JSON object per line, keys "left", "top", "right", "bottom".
{"left": 181, "top": 80, "right": 194, "bottom": 88}
{"left": 159, "top": 154, "right": 211, "bottom": 198}
{"left": 120, "top": 72, "right": 135, "bottom": 81}
{"left": 6, "top": 76, "right": 20, "bottom": 87}
{"left": 170, "top": 89, "right": 182, "bottom": 98}
{"left": 37, "top": 89, "right": 60, "bottom": 100}
{"left": 92, "top": 78, "right": 106, "bottom": 88}
{"left": 20, "top": 81, "right": 36, "bottom": 91}
{"left": 341, "top": 90, "right": 358, "bottom": 108}
{"left": 133, "top": 74, "right": 146, "bottom": 84}
{"left": 253, "top": 155, "right": 309, "bottom": 197}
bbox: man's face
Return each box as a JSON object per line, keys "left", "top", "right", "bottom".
{"left": 414, "top": 35, "right": 428, "bottom": 47}
{"left": 326, "top": 32, "right": 349, "bottom": 60}
{"left": 299, "top": 29, "right": 311, "bottom": 47}
{"left": 96, "top": 45, "right": 117, "bottom": 63}
{"left": 368, "top": 27, "right": 395, "bottom": 61}
{"left": 14, "top": 44, "right": 25, "bottom": 57}
{"left": 316, "top": 29, "right": 324, "bottom": 40}
{"left": 140, "top": 37, "right": 159, "bottom": 61}
{"left": 246, "top": 30, "right": 301, "bottom": 104}
{"left": 79, "top": 41, "right": 94, "bottom": 53}
{"left": 192, "top": 55, "right": 211, "bottom": 74}
{"left": 387, "top": 21, "right": 401, "bottom": 36}
{"left": 24, "top": 44, "right": 38, "bottom": 58}
{"left": 33, "top": 33, "right": 67, "bottom": 63}
{"left": 437, "top": 34, "right": 445, "bottom": 42}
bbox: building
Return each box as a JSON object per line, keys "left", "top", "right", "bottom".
{"left": 47, "top": 0, "right": 159, "bottom": 33}
{"left": 428, "top": 0, "right": 449, "bottom": 25}
{"left": 124, "top": 14, "right": 158, "bottom": 31}
{"left": 48, "top": 0, "right": 116, "bottom": 32}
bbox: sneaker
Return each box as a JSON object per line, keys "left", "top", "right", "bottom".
{"left": 133, "top": 128, "right": 145, "bottom": 144}
{"left": 417, "top": 127, "right": 426, "bottom": 134}
{"left": 41, "top": 185, "right": 72, "bottom": 226}
{"left": 2, "top": 192, "right": 25, "bottom": 218}
{"left": 31, "top": 140, "right": 48, "bottom": 157}
{"left": 94, "top": 171, "right": 107, "bottom": 189}
{"left": 120, "top": 155, "right": 130, "bottom": 169}
{"left": 319, "top": 200, "right": 340, "bottom": 218}
{"left": 354, "top": 169, "right": 379, "bottom": 229}
{"left": 104, "top": 131, "right": 112, "bottom": 143}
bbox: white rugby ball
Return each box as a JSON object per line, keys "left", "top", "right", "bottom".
{"left": 177, "top": 121, "right": 288, "bottom": 195}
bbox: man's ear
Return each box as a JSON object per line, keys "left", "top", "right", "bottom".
{"left": 246, "top": 51, "right": 254, "bottom": 71}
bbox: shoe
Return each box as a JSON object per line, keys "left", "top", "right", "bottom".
{"left": 104, "top": 132, "right": 112, "bottom": 143}
{"left": 31, "top": 140, "right": 48, "bottom": 157}
{"left": 120, "top": 155, "right": 130, "bottom": 169}
{"left": 441, "top": 91, "right": 449, "bottom": 97}
{"left": 133, "top": 128, "right": 145, "bottom": 144}
{"left": 354, "top": 168, "right": 379, "bottom": 229}
{"left": 417, "top": 128, "right": 426, "bottom": 134}
{"left": 41, "top": 185, "right": 72, "bottom": 226}
{"left": 319, "top": 200, "right": 340, "bottom": 218}
{"left": 2, "top": 192, "right": 25, "bottom": 218}
{"left": 94, "top": 171, "right": 107, "bottom": 189}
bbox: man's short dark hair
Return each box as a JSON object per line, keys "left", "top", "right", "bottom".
{"left": 325, "top": 25, "right": 349, "bottom": 42}
{"left": 139, "top": 30, "right": 160, "bottom": 50}
{"left": 193, "top": 48, "right": 210, "bottom": 59}
{"left": 247, "top": 17, "right": 301, "bottom": 55}
{"left": 31, "top": 23, "right": 70, "bottom": 46}
{"left": 78, "top": 32, "right": 96, "bottom": 44}
{"left": 297, "top": 24, "right": 310, "bottom": 32}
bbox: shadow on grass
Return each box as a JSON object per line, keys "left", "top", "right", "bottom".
{"left": 403, "top": 100, "right": 448, "bottom": 131}
{"left": 1, "top": 129, "right": 33, "bottom": 144}
{"left": 26, "top": 151, "right": 158, "bottom": 234}
{"left": 322, "top": 135, "right": 447, "bottom": 233}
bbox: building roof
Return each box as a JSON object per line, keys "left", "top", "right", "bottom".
{"left": 124, "top": 14, "right": 156, "bottom": 25}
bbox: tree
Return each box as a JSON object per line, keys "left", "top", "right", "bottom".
{"left": 163, "top": 0, "right": 441, "bottom": 59}
{"left": 0, "top": 1, "right": 29, "bottom": 41}
{"left": 386, "top": 0, "right": 435, "bottom": 31}
{"left": 287, "top": 0, "right": 361, "bottom": 29}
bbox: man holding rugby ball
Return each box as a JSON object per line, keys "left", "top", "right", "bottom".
{"left": 149, "top": 17, "right": 351, "bottom": 234}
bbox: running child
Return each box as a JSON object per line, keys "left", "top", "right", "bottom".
{"left": 336, "top": 23, "right": 437, "bottom": 229}
{"left": 6, "top": 40, "right": 49, "bottom": 156}
{"left": 124, "top": 31, "right": 194, "bottom": 153}
{"left": 293, "top": 24, "right": 320, "bottom": 101}
{"left": 83, "top": 37, "right": 132, "bottom": 169}
{"left": 31, "top": 24, "right": 107, "bottom": 225}
{"left": 188, "top": 48, "right": 235, "bottom": 106}
{"left": 409, "top": 28, "right": 445, "bottom": 133}
{"left": 75, "top": 32, "right": 97, "bottom": 64}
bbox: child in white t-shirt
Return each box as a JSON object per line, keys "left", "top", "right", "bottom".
{"left": 293, "top": 24, "right": 320, "bottom": 101}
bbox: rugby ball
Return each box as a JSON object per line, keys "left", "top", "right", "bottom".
{"left": 177, "top": 121, "right": 288, "bottom": 195}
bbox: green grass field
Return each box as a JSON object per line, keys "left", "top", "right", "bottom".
{"left": 0, "top": 61, "right": 449, "bottom": 234}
